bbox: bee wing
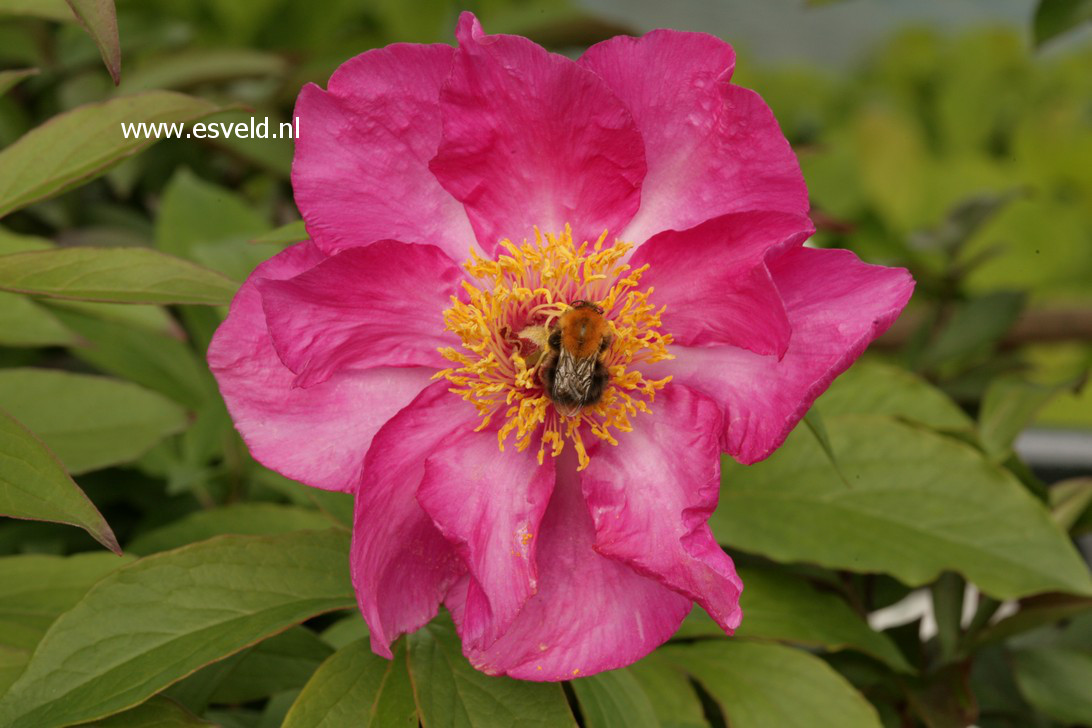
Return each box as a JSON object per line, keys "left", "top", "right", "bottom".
{"left": 552, "top": 348, "right": 598, "bottom": 405}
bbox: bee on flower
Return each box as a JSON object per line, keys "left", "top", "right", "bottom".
{"left": 208, "top": 12, "right": 914, "bottom": 680}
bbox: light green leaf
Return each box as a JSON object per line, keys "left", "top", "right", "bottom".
{"left": 0, "top": 552, "right": 132, "bottom": 651}
{"left": 0, "top": 91, "right": 219, "bottom": 219}
{"left": 570, "top": 669, "right": 658, "bottom": 728}
{"left": 712, "top": 415, "right": 1092, "bottom": 599}
{"left": 0, "top": 228, "right": 53, "bottom": 255}
{"left": 0, "top": 368, "right": 187, "bottom": 475}
{"left": 1033, "top": 0, "right": 1092, "bottom": 46}
{"left": 0, "top": 408, "right": 119, "bottom": 554}
{"left": 283, "top": 638, "right": 416, "bottom": 728}
{"left": 626, "top": 657, "right": 710, "bottom": 728}
{"left": 119, "top": 50, "right": 286, "bottom": 94}
{"left": 407, "top": 617, "right": 576, "bottom": 728}
{"left": 48, "top": 300, "right": 182, "bottom": 337}
{"left": 155, "top": 168, "right": 270, "bottom": 281}
{"left": 816, "top": 361, "right": 972, "bottom": 430}
{"left": 250, "top": 220, "right": 308, "bottom": 246}
{"left": 0, "top": 247, "right": 238, "bottom": 304}
{"left": 49, "top": 305, "right": 214, "bottom": 407}
{"left": 78, "top": 696, "right": 213, "bottom": 727}
{"left": 64, "top": 0, "right": 121, "bottom": 85}
{"left": 128, "top": 503, "right": 340, "bottom": 555}
{"left": 0, "top": 0, "right": 71, "bottom": 21}
{"left": 1012, "top": 646, "right": 1092, "bottom": 724}
{"left": 979, "top": 376, "right": 1074, "bottom": 461}
{"left": 0, "top": 69, "right": 38, "bottom": 97}
{"left": 661, "top": 641, "right": 881, "bottom": 728}
{"left": 678, "top": 568, "right": 911, "bottom": 672}
{"left": 0, "top": 293, "right": 78, "bottom": 347}
{"left": 0, "top": 529, "right": 353, "bottom": 728}
{"left": 319, "top": 616, "right": 368, "bottom": 650}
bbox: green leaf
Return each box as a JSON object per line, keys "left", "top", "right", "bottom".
{"left": 0, "top": 552, "right": 133, "bottom": 651}
{"left": 49, "top": 305, "right": 214, "bottom": 407}
{"left": 0, "top": 91, "right": 219, "bottom": 219}
{"left": 0, "top": 646, "right": 28, "bottom": 701}
{"left": 1051, "top": 477, "right": 1092, "bottom": 532}
{"left": 1033, "top": 0, "right": 1092, "bottom": 46}
{"left": 0, "top": 69, "right": 38, "bottom": 97}
{"left": 0, "top": 228, "right": 53, "bottom": 255}
{"left": 78, "top": 696, "right": 213, "bottom": 727}
{"left": 406, "top": 617, "right": 576, "bottom": 728}
{"left": 155, "top": 168, "right": 270, "bottom": 281}
{"left": 0, "top": 0, "right": 71, "bottom": 21}
{"left": 283, "top": 638, "right": 417, "bottom": 728}
{"left": 661, "top": 641, "right": 882, "bottom": 728}
{"left": 250, "top": 220, "right": 308, "bottom": 246}
{"left": 207, "top": 628, "right": 333, "bottom": 705}
{"left": 979, "top": 376, "right": 1075, "bottom": 461}
{"left": 0, "top": 247, "right": 238, "bottom": 304}
{"left": 0, "top": 529, "right": 353, "bottom": 728}
{"left": 816, "top": 361, "right": 973, "bottom": 430}
{"left": 711, "top": 415, "right": 1092, "bottom": 599}
{"left": 64, "top": 0, "right": 121, "bottom": 85}
{"left": 319, "top": 616, "right": 368, "bottom": 650}
{"left": 918, "top": 291, "right": 1024, "bottom": 372}
{"left": 677, "top": 568, "right": 911, "bottom": 672}
{"left": 128, "top": 503, "right": 340, "bottom": 555}
{"left": 119, "top": 50, "right": 286, "bottom": 94}
{"left": 626, "top": 657, "right": 710, "bottom": 728}
{"left": 0, "top": 369, "right": 187, "bottom": 475}
{"left": 0, "top": 293, "right": 78, "bottom": 347}
{"left": 570, "top": 669, "right": 658, "bottom": 728}
{"left": 0, "top": 408, "right": 119, "bottom": 554}
{"left": 1012, "top": 646, "right": 1092, "bottom": 724}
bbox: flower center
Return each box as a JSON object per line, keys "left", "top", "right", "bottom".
{"left": 435, "top": 226, "right": 672, "bottom": 470}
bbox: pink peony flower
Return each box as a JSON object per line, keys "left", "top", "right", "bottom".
{"left": 208, "top": 12, "right": 914, "bottom": 680}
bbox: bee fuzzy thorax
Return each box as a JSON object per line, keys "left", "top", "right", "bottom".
{"left": 435, "top": 226, "right": 673, "bottom": 470}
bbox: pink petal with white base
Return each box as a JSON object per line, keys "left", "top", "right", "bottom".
{"left": 447, "top": 450, "right": 692, "bottom": 681}
{"left": 293, "top": 44, "right": 475, "bottom": 260}
{"left": 581, "top": 384, "right": 742, "bottom": 633}
{"left": 580, "top": 30, "right": 808, "bottom": 245}
{"left": 644, "top": 246, "right": 915, "bottom": 464}
{"left": 430, "top": 13, "right": 645, "bottom": 252}
{"left": 630, "top": 211, "right": 814, "bottom": 356}
{"left": 418, "top": 430, "right": 554, "bottom": 649}
{"left": 352, "top": 383, "right": 473, "bottom": 656}
{"left": 259, "top": 241, "right": 462, "bottom": 388}
{"left": 208, "top": 242, "right": 434, "bottom": 492}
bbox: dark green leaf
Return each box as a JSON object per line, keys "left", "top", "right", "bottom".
{"left": 0, "top": 247, "right": 238, "bottom": 304}
{"left": 626, "top": 657, "right": 710, "bottom": 728}
{"left": 918, "top": 292, "right": 1024, "bottom": 372}
{"left": 0, "top": 69, "right": 38, "bottom": 97}
{"left": 979, "top": 375, "right": 1077, "bottom": 461}
{"left": 712, "top": 415, "right": 1092, "bottom": 599}
{"left": 119, "top": 50, "right": 286, "bottom": 93}
{"left": 1012, "top": 646, "right": 1092, "bottom": 724}
{"left": 0, "top": 91, "right": 219, "bottom": 219}
{"left": 0, "top": 408, "right": 120, "bottom": 554}
{"left": 283, "top": 638, "right": 416, "bottom": 728}
{"left": 0, "top": 0, "right": 71, "bottom": 21}
{"left": 406, "top": 617, "right": 576, "bottom": 728}
{"left": 1051, "top": 477, "right": 1092, "bottom": 532}
{"left": 570, "top": 669, "right": 658, "bottom": 728}
{"left": 64, "top": 0, "right": 121, "bottom": 85}
{"left": 1033, "top": 0, "right": 1092, "bottom": 46}
{"left": 208, "top": 628, "right": 333, "bottom": 705}
{"left": 78, "top": 696, "right": 212, "bottom": 727}
{"left": 0, "top": 529, "right": 353, "bottom": 728}
{"left": 660, "top": 641, "right": 881, "bottom": 728}
{"left": 0, "top": 368, "right": 187, "bottom": 475}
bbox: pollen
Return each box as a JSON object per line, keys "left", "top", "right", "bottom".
{"left": 434, "top": 226, "right": 672, "bottom": 470}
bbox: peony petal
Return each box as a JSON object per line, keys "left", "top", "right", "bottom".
{"left": 580, "top": 30, "right": 808, "bottom": 245}
{"left": 292, "top": 43, "right": 475, "bottom": 260}
{"left": 430, "top": 13, "right": 646, "bottom": 253}
{"left": 447, "top": 450, "right": 692, "bottom": 681}
{"left": 208, "top": 243, "right": 434, "bottom": 492}
{"left": 352, "top": 382, "right": 472, "bottom": 657}
{"left": 417, "top": 430, "right": 554, "bottom": 649}
{"left": 258, "top": 241, "right": 462, "bottom": 388}
{"left": 580, "top": 384, "right": 742, "bottom": 633}
{"left": 630, "top": 211, "right": 814, "bottom": 356}
{"left": 645, "top": 247, "right": 915, "bottom": 464}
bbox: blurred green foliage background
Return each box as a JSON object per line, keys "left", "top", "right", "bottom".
{"left": 0, "top": 1, "right": 1090, "bottom": 727}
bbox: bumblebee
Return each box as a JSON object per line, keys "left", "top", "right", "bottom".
{"left": 532, "top": 300, "right": 612, "bottom": 417}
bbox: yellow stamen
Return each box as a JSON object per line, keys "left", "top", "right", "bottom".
{"left": 434, "top": 225, "right": 672, "bottom": 470}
